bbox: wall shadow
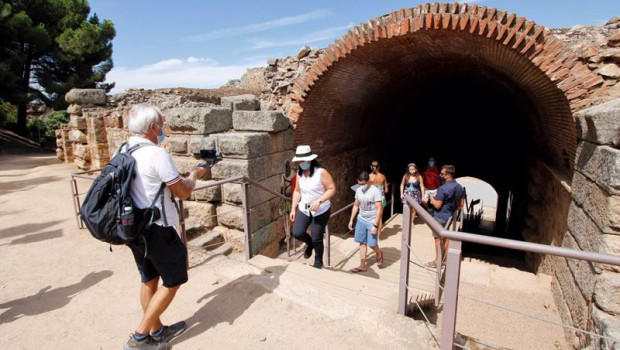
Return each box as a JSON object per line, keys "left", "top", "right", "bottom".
{"left": 0, "top": 229, "right": 63, "bottom": 246}
{"left": 0, "top": 270, "right": 113, "bottom": 324}
{"left": 176, "top": 265, "right": 284, "bottom": 345}
{"left": 0, "top": 220, "right": 64, "bottom": 239}
{"left": 0, "top": 176, "right": 63, "bottom": 194}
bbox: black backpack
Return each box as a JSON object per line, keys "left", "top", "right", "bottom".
{"left": 80, "top": 142, "right": 164, "bottom": 246}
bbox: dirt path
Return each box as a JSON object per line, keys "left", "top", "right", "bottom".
{"left": 0, "top": 153, "right": 434, "bottom": 349}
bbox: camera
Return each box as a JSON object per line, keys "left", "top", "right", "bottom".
{"left": 304, "top": 203, "right": 311, "bottom": 210}
{"left": 198, "top": 148, "right": 222, "bottom": 168}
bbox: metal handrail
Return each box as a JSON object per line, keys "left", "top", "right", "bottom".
{"left": 400, "top": 194, "right": 620, "bottom": 350}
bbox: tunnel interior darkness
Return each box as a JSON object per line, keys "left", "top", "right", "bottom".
{"left": 295, "top": 30, "right": 576, "bottom": 260}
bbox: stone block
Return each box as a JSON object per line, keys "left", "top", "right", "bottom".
{"left": 594, "top": 271, "right": 620, "bottom": 315}
{"left": 220, "top": 95, "right": 260, "bottom": 111}
{"left": 104, "top": 113, "right": 123, "bottom": 128}
{"left": 572, "top": 172, "right": 620, "bottom": 233}
{"left": 68, "top": 130, "right": 87, "bottom": 143}
{"left": 568, "top": 202, "right": 607, "bottom": 253}
{"left": 65, "top": 89, "right": 106, "bottom": 105}
{"left": 249, "top": 198, "right": 283, "bottom": 231}
{"left": 211, "top": 158, "right": 268, "bottom": 181}
{"left": 591, "top": 307, "right": 620, "bottom": 350}
{"left": 554, "top": 258, "right": 590, "bottom": 331}
{"left": 166, "top": 107, "right": 232, "bottom": 135}
{"left": 171, "top": 156, "right": 211, "bottom": 179}
{"left": 561, "top": 232, "right": 597, "bottom": 300}
{"left": 192, "top": 180, "right": 221, "bottom": 202}
{"left": 188, "top": 136, "right": 216, "bottom": 155}
{"left": 224, "top": 228, "right": 245, "bottom": 252}
{"left": 575, "top": 143, "right": 620, "bottom": 195}
{"left": 216, "top": 203, "right": 244, "bottom": 230}
{"left": 168, "top": 135, "right": 189, "bottom": 155}
{"left": 575, "top": 98, "right": 620, "bottom": 147}
{"left": 222, "top": 174, "right": 280, "bottom": 207}
{"left": 67, "top": 104, "right": 82, "bottom": 116}
{"left": 217, "top": 132, "right": 271, "bottom": 159}
{"left": 233, "top": 111, "right": 290, "bottom": 132}
{"left": 252, "top": 218, "right": 285, "bottom": 257}
{"left": 56, "top": 148, "right": 65, "bottom": 161}
{"left": 182, "top": 201, "right": 217, "bottom": 229}
{"left": 73, "top": 144, "right": 90, "bottom": 160}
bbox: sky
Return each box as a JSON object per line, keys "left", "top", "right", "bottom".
{"left": 88, "top": 0, "right": 620, "bottom": 94}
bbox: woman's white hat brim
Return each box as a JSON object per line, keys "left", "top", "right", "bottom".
{"left": 292, "top": 153, "right": 318, "bottom": 162}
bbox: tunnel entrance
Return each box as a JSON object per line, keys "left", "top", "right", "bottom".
{"left": 290, "top": 5, "right": 599, "bottom": 266}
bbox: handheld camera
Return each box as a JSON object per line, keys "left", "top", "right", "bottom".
{"left": 198, "top": 149, "right": 223, "bottom": 168}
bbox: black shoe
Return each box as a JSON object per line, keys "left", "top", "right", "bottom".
{"left": 152, "top": 321, "right": 187, "bottom": 343}
{"left": 303, "top": 244, "right": 313, "bottom": 259}
{"left": 313, "top": 261, "right": 323, "bottom": 269}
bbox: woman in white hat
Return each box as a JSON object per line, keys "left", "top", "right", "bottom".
{"left": 290, "top": 145, "right": 336, "bottom": 269}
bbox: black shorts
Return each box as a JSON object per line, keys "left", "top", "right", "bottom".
{"left": 129, "top": 224, "right": 188, "bottom": 288}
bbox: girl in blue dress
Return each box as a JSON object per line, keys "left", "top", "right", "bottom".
{"left": 400, "top": 163, "right": 425, "bottom": 225}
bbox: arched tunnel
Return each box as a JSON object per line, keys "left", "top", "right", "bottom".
{"left": 288, "top": 4, "right": 600, "bottom": 263}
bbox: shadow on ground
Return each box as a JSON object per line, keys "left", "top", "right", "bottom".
{"left": 0, "top": 270, "right": 113, "bottom": 324}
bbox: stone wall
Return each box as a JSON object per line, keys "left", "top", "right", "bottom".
{"left": 557, "top": 99, "right": 619, "bottom": 349}
{"left": 58, "top": 89, "right": 293, "bottom": 257}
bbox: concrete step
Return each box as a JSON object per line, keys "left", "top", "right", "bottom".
{"left": 189, "top": 230, "right": 225, "bottom": 251}
{"left": 248, "top": 254, "right": 399, "bottom": 314}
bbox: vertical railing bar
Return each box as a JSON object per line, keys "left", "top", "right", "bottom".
{"left": 178, "top": 200, "right": 186, "bottom": 243}
{"left": 326, "top": 225, "right": 331, "bottom": 267}
{"left": 70, "top": 177, "right": 84, "bottom": 229}
{"left": 440, "top": 239, "right": 463, "bottom": 350}
{"left": 390, "top": 182, "right": 395, "bottom": 218}
{"left": 240, "top": 181, "right": 252, "bottom": 261}
{"left": 398, "top": 202, "right": 412, "bottom": 315}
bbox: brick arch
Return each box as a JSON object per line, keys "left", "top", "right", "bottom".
{"left": 289, "top": 2, "right": 603, "bottom": 172}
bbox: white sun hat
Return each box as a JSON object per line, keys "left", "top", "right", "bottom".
{"left": 291, "top": 145, "right": 318, "bottom": 162}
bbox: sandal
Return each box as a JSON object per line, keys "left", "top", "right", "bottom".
{"left": 349, "top": 267, "right": 367, "bottom": 273}
{"left": 425, "top": 261, "right": 437, "bottom": 268}
{"left": 376, "top": 252, "right": 384, "bottom": 267}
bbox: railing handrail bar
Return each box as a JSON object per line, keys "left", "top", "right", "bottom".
{"left": 72, "top": 168, "right": 103, "bottom": 176}
{"left": 330, "top": 202, "right": 354, "bottom": 217}
{"left": 403, "top": 195, "right": 620, "bottom": 266}
{"left": 192, "top": 175, "right": 245, "bottom": 191}
{"left": 241, "top": 176, "right": 290, "bottom": 202}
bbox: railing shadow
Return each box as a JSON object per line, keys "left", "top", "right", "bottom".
{"left": 0, "top": 229, "right": 63, "bottom": 246}
{"left": 0, "top": 220, "right": 64, "bottom": 240}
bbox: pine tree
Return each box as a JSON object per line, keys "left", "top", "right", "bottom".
{"left": 0, "top": 0, "right": 115, "bottom": 134}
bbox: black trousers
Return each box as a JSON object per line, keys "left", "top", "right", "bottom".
{"left": 291, "top": 208, "right": 331, "bottom": 264}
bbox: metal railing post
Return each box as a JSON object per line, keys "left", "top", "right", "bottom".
{"left": 179, "top": 200, "right": 186, "bottom": 244}
{"left": 70, "top": 178, "right": 83, "bottom": 229}
{"left": 398, "top": 202, "right": 412, "bottom": 315}
{"left": 240, "top": 181, "right": 252, "bottom": 261}
{"left": 325, "top": 225, "right": 331, "bottom": 267}
{"left": 440, "top": 238, "right": 463, "bottom": 350}
{"left": 390, "top": 182, "right": 395, "bottom": 218}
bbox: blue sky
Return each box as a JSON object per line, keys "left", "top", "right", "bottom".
{"left": 88, "top": 0, "right": 619, "bottom": 94}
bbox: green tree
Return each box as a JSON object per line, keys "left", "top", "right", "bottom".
{"left": 0, "top": 0, "right": 115, "bottom": 134}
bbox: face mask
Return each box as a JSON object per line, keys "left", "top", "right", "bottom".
{"left": 156, "top": 124, "right": 166, "bottom": 144}
{"left": 428, "top": 161, "right": 435, "bottom": 167}
{"left": 439, "top": 174, "right": 446, "bottom": 183}
{"left": 409, "top": 169, "right": 416, "bottom": 175}
{"left": 299, "top": 162, "right": 311, "bottom": 171}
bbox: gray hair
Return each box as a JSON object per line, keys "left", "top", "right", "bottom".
{"left": 127, "top": 103, "right": 163, "bottom": 134}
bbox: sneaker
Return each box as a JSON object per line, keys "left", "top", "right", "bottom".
{"left": 123, "top": 334, "right": 170, "bottom": 350}
{"left": 313, "top": 260, "right": 323, "bottom": 269}
{"left": 303, "top": 244, "right": 313, "bottom": 259}
{"left": 152, "top": 321, "right": 187, "bottom": 343}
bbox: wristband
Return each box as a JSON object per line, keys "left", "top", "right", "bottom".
{"left": 373, "top": 224, "right": 379, "bottom": 228}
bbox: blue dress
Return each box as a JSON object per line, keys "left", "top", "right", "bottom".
{"left": 402, "top": 180, "right": 422, "bottom": 204}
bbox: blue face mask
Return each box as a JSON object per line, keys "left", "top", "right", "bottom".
{"left": 299, "top": 162, "right": 311, "bottom": 171}
{"left": 156, "top": 124, "right": 166, "bottom": 144}
{"left": 429, "top": 160, "right": 435, "bottom": 167}
{"left": 439, "top": 174, "right": 446, "bottom": 183}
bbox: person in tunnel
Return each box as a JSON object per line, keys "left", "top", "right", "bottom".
{"left": 368, "top": 160, "right": 388, "bottom": 239}
{"left": 421, "top": 156, "right": 440, "bottom": 211}
{"left": 400, "top": 163, "right": 425, "bottom": 225}
{"left": 290, "top": 145, "right": 336, "bottom": 269}
{"left": 348, "top": 171, "right": 384, "bottom": 273}
{"left": 428, "top": 164, "right": 465, "bottom": 268}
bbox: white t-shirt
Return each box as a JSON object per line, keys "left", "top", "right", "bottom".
{"left": 298, "top": 167, "right": 331, "bottom": 217}
{"left": 355, "top": 185, "right": 382, "bottom": 223}
{"left": 123, "top": 136, "right": 181, "bottom": 227}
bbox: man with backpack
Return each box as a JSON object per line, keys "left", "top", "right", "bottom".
{"left": 122, "top": 103, "right": 207, "bottom": 350}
